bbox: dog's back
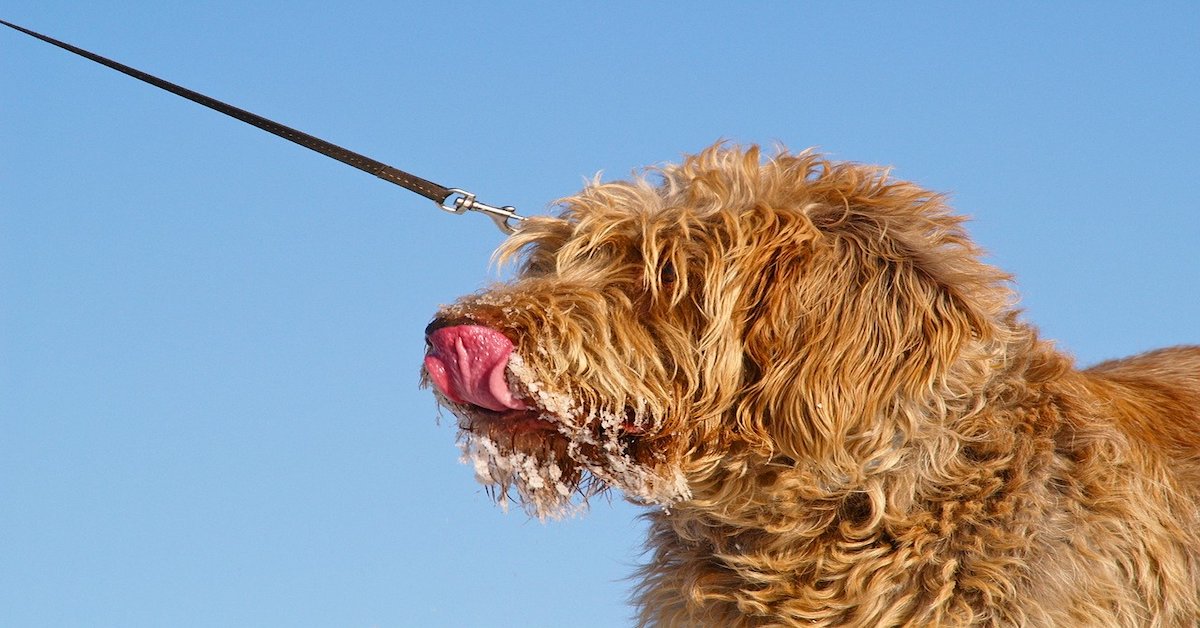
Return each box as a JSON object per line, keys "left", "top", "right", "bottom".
{"left": 1085, "top": 346, "right": 1200, "bottom": 487}
{"left": 1034, "top": 347, "right": 1200, "bottom": 625}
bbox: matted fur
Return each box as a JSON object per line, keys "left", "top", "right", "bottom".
{"left": 424, "top": 144, "right": 1200, "bottom": 626}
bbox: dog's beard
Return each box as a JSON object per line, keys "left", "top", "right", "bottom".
{"left": 440, "top": 353, "right": 690, "bottom": 520}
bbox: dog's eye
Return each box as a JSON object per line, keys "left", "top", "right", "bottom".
{"left": 660, "top": 262, "right": 677, "bottom": 285}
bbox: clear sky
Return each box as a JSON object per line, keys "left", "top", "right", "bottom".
{"left": 2, "top": 3, "right": 1198, "bottom": 627}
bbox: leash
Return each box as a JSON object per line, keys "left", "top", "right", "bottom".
{"left": 0, "top": 19, "right": 525, "bottom": 234}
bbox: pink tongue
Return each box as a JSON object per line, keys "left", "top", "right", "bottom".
{"left": 424, "top": 325, "right": 527, "bottom": 412}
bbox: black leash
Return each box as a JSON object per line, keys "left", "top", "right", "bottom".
{"left": 1, "top": 19, "right": 524, "bottom": 234}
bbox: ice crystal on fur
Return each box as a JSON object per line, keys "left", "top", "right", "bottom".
{"left": 437, "top": 354, "right": 689, "bottom": 520}
{"left": 506, "top": 355, "right": 690, "bottom": 506}
{"left": 456, "top": 431, "right": 581, "bottom": 520}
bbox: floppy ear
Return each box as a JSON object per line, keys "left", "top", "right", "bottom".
{"left": 735, "top": 217, "right": 1006, "bottom": 467}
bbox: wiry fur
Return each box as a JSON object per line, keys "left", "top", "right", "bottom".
{"left": 425, "top": 144, "right": 1200, "bottom": 626}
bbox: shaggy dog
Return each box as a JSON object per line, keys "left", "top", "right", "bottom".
{"left": 422, "top": 145, "right": 1200, "bottom": 626}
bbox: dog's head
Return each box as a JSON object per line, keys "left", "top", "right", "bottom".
{"left": 423, "top": 144, "right": 1015, "bottom": 518}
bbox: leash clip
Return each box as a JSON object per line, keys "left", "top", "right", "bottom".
{"left": 0, "top": 20, "right": 529, "bottom": 239}
{"left": 440, "top": 189, "right": 525, "bottom": 234}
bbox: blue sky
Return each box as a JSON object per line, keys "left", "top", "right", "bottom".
{"left": 2, "top": 3, "right": 1197, "bottom": 627}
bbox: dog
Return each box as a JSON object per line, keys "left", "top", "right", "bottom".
{"left": 422, "top": 144, "right": 1200, "bottom": 626}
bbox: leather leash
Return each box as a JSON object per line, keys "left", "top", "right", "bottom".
{"left": 1, "top": 19, "right": 525, "bottom": 234}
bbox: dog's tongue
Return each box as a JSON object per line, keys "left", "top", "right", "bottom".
{"left": 424, "top": 325, "right": 527, "bottom": 412}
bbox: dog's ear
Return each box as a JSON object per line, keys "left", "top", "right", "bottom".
{"left": 734, "top": 204, "right": 1012, "bottom": 466}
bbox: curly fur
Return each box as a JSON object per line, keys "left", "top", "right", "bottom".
{"left": 425, "top": 144, "right": 1200, "bottom": 626}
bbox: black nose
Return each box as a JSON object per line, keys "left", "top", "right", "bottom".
{"left": 424, "top": 316, "right": 475, "bottom": 338}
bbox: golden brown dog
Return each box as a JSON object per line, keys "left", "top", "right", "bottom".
{"left": 423, "top": 144, "right": 1200, "bottom": 626}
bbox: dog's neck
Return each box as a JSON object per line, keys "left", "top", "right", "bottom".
{"left": 633, "top": 324, "right": 1076, "bottom": 626}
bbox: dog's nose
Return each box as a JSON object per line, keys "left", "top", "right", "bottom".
{"left": 424, "top": 316, "right": 474, "bottom": 339}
